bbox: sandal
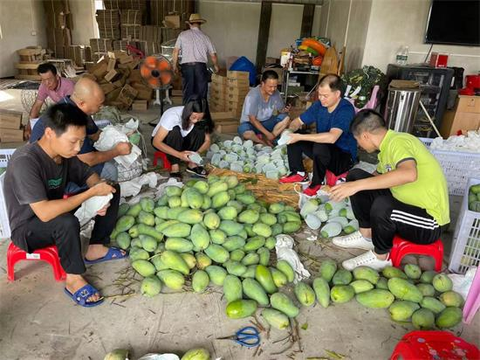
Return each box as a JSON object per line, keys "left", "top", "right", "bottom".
{"left": 186, "top": 166, "right": 207, "bottom": 178}
{"left": 84, "top": 247, "right": 128, "bottom": 265}
{"left": 64, "top": 284, "right": 104, "bottom": 307}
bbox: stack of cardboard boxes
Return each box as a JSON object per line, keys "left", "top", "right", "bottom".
{"left": 0, "top": 110, "right": 23, "bottom": 143}
{"left": 86, "top": 51, "right": 152, "bottom": 110}
{"left": 225, "top": 71, "right": 250, "bottom": 118}
{"left": 210, "top": 71, "right": 250, "bottom": 117}
{"left": 43, "top": 0, "right": 72, "bottom": 59}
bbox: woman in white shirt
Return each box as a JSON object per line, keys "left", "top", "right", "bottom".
{"left": 152, "top": 97, "right": 213, "bottom": 178}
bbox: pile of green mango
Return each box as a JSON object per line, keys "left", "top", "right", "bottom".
{"left": 468, "top": 183, "right": 480, "bottom": 212}
{"left": 112, "top": 174, "right": 308, "bottom": 326}
{"left": 290, "top": 260, "right": 464, "bottom": 330}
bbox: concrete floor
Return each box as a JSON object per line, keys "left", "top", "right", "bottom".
{"left": 0, "top": 93, "right": 479, "bottom": 359}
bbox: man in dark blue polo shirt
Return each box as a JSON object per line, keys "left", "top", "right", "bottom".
{"left": 280, "top": 74, "right": 357, "bottom": 196}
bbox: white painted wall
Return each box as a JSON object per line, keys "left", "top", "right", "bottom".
{"left": 199, "top": 0, "right": 323, "bottom": 67}
{"left": 362, "top": 0, "right": 480, "bottom": 76}
{"left": 0, "top": 0, "right": 47, "bottom": 78}
{"left": 198, "top": 0, "right": 261, "bottom": 67}
{"left": 69, "top": 0, "right": 97, "bottom": 45}
{"left": 267, "top": 3, "right": 303, "bottom": 59}
{"left": 318, "top": 0, "right": 372, "bottom": 71}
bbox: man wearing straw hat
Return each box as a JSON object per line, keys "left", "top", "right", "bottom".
{"left": 172, "top": 13, "right": 220, "bottom": 104}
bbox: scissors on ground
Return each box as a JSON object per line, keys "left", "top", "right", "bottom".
{"left": 216, "top": 326, "right": 261, "bottom": 348}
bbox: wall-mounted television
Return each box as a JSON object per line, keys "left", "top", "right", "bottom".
{"left": 425, "top": 0, "right": 480, "bottom": 46}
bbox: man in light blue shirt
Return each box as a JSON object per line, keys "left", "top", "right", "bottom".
{"left": 238, "top": 70, "right": 291, "bottom": 145}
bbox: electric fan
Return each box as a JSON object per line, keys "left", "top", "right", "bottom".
{"left": 140, "top": 55, "right": 174, "bottom": 124}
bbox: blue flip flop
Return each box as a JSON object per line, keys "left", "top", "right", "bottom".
{"left": 64, "top": 284, "right": 104, "bottom": 307}
{"left": 84, "top": 247, "right": 128, "bottom": 265}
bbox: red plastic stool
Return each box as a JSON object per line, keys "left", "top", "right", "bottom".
{"left": 7, "top": 242, "right": 67, "bottom": 282}
{"left": 390, "top": 330, "right": 479, "bottom": 360}
{"left": 325, "top": 170, "right": 349, "bottom": 187}
{"left": 153, "top": 151, "right": 172, "bottom": 170}
{"left": 390, "top": 235, "right": 444, "bottom": 272}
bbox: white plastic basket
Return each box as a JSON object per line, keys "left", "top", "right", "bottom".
{"left": 449, "top": 177, "right": 480, "bottom": 274}
{"left": 420, "top": 138, "right": 480, "bottom": 196}
{"left": 0, "top": 149, "right": 15, "bottom": 239}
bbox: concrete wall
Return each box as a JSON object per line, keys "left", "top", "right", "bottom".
{"left": 362, "top": 0, "right": 480, "bottom": 76}
{"left": 319, "top": 0, "right": 372, "bottom": 71}
{"left": 0, "top": 0, "right": 47, "bottom": 78}
{"left": 198, "top": 0, "right": 323, "bottom": 67}
{"left": 198, "top": 0, "right": 261, "bottom": 67}
{"left": 266, "top": 3, "right": 304, "bottom": 58}
{"left": 69, "top": 0, "right": 97, "bottom": 45}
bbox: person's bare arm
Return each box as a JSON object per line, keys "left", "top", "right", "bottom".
{"left": 78, "top": 142, "right": 132, "bottom": 166}
{"left": 329, "top": 160, "right": 418, "bottom": 202}
{"left": 197, "top": 133, "right": 211, "bottom": 154}
{"left": 85, "top": 173, "right": 104, "bottom": 188}
{"left": 29, "top": 99, "right": 44, "bottom": 119}
{"left": 288, "top": 128, "right": 343, "bottom": 145}
{"left": 152, "top": 127, "right": 191, "bottom": 162}
{"left": 29, "top": 181, "right": 116, "bottom": 222}
{"left": 210, "top": 53, "right": 219, "bottom": 73}
{"left": 88, "top": 130, "right": 101, "bottom": 142}
{"left": 172, "top": 48, "right": 180, "bottom": 74}
{"left": 289, "top": 117, "right": 303, "bottom": 131}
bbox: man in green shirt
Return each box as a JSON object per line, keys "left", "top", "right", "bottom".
{"left": 329, "top": 110, "right": 449, "bottom": 271}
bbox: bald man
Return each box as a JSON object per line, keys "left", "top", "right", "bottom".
{"left": 30, "top": 77, "right": 132, "bottom": 187}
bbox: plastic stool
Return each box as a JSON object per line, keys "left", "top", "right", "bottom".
{"left": 325, "top": 170, "right": 349, "bottom": 187}
{"left": 390, "top": 235, "right": 443, "bottom": 272}
{"left": 463, "top": 266, "right": 480, "bottom": 324}
{"left": 390, "top": 330, "right": 479, "bottom": 360}
{"left": 7, "top": 242, "right": 66, "bottom": 282}
{"left": 153, "top": 151, "right": 172, "bottom": 170}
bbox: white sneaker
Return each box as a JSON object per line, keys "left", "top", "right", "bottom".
{"left": 332, "top": 231, "right": 375, "bottom": 251}
{"left": 342, "top": 250, "right": 392, "bottom": 271}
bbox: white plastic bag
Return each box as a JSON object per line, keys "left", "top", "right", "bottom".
{"left": 74, "top": 194, "right": 113, "bottom": 227}
{"left": 449, "top": 267, "right": 477, "bottom": 300}
{"left": 94, "top": 125, "right": 142, "bottom": 168}
{"left": 155, "top": 177, "right": 184, "bottom": 197}
{"left": 275, "top": 234, "right": 311, "bottom": 282}
{"left": 120, "top": 172, "right": 164, "bottom": 197}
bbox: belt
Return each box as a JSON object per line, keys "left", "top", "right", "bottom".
{"left": 181, "top": 62, "right": 205, "bottom": 66}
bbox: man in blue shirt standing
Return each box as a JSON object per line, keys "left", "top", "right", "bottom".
{"left": 280, "top": 74, "right": 357, "bottom": 196}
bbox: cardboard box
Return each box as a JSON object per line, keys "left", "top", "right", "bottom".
{"left": 131, "top": 83, "right": 153, "bottom": 100}
{"left": 107, "top": 58, "right": 116, "bottom": 71}
{"left": 105, "top": 87, "right": 122, "bottom": 103}
{"left": 210, "top": 89, "right": 226, "bottom": 100}
{"left": 100, "top": 82, "right": 116, "bottom": 95}
{"left": 216, "top": 120, "right": 240, "bottom": 134}
{"left": 225, "top": 94, "right": 247, "bottom": 103}
{"left": 90, "top": 61, "right": 108, "bottom": 79}
{"left": 164, "top": 15, "right": 181, "bottom": 29}
{"left": 211, "top": 111, "right": 234, "bottom": 120}
{"left": 118, "top": 55, "right": 134, "bottom": 64}
{"left": 117, "top": 84, "right": 138, "bottom": 107}
{"left": 132, "top": 100, "right": 148, "bottom": 111}
{"left": 171, "top": 89, "right": 183, "bottom": 97}
{"left": 0, "top": 110, "right": 22, "bottom": 129}
{"left": 227, "top": 78, "right": 249, "bottom": 87}
{"left": 0, "top": 128, "right": 23, "bottom": 142}
{"left": 227, "top": 70, "right": 249, "bottom": 80}
{"left": 227, "top": 85, "right": 249, "bottom": 95}
{"left": 212, "top": 74, "right": 227, "bottom": 85}
{"left": 104, "top": 69, "right": 118, "bottom": 82}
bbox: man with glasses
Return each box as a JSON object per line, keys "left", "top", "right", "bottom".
{"left": 280, "top": 74, "right": 357, "bottom": 196}
{"left": 29, "top": 77, "right": 132, "bottom": 187}
{"left": 26, "top": 63, "right": 75, "bottom": 140}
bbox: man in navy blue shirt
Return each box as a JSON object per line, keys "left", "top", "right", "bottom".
{"left": 280, "top": 74, "right": 357, "bottom": 196}
{"left": 30, "top": 77, "right": 132, "bottom": 185}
